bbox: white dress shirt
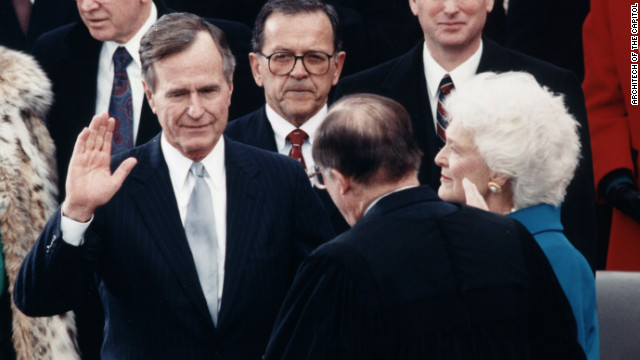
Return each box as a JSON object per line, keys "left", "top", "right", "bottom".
{"left": 265, "top": 103, "right": 328, "bottom": 170}
{"left": 422, "top": 41, "right": 483, "bottom": 133}
{"left": 61, "top": 132, "right": 228, "bottom": 305}
{"left": 162, "top": 134, "right": 227, "bottom": 305}
{"left": 95, "top": 3, "right": 158, "bottom": 144}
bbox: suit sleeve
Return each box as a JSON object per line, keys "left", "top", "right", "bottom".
{"left": 13, "top": 208, "right": 102, "bottom": 316}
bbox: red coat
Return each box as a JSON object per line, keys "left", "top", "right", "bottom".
{"left": 583, "top": 0, "right": 640, "bottom": 270}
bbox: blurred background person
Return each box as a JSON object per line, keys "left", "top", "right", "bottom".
{"left": 0, "top": 0, "right": 77, "bottom": 52}
{"left": 435, "top": 71, "right": 598, "bottom": 359}
{"left": 0, "top": 46, "right": 79, "bottom": 359}
{"left": 582, "top": 0, "right": 640, "bottom": 271}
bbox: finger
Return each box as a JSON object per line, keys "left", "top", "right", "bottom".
{"left": 103, "top": 117, "right": 116, "bottom": 154}
{"left": 462, "top": 178, "right": 488, "bottom": 210}
{"left": 111, "top": 157, "right": 138, "bottom": 188}
{"left": 94, "top": 119, "right": 108, "bottom": 152}
{"left": 73, "top": 127, "right": 90, "bottom": 158}
{"left": 85, "top": 126, "right": 97, "bottom": 153}
{"left": 88, "top": 112, "right": 109, "bottom": 130}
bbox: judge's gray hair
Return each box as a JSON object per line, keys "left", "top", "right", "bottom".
{"left": 444, "top": 71, "right": 581, "bottom": 209}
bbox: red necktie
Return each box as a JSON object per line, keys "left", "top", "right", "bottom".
{"left": 287, "top": 129, "right": 308, "bottom": 170}
{"left": 13, "top": 0, "right": 32, "bottom": 35}
{"left": 436, "top": 74, "right": 454, "bottom": 147}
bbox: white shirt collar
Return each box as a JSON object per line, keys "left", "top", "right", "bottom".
{"left": 423, "top": 40, "right": 483, "bottom": 102}
{"left": 265, "top": 103, "right": 328, "bottom": 153}
{"left": 161, "top": 133, "right": 226, "bottom": 195}
{"left": 102, "top": 2, "right": 158, "bottom": 69}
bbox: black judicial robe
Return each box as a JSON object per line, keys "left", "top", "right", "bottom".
{"left": 264, "top": 186, "right": 585, "bottom": 360}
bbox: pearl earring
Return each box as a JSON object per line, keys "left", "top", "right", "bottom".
{"left": 488, "top": 181, "right": 502, "bottom": 194}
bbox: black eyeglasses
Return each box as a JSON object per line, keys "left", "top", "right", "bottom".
{"left": 258, "top": 51, "right": 334, "bottom": 76}
{"left": 306, "top": 166, "right": 326, "bottom": 190}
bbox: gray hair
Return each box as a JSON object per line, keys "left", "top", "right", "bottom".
{"left": 444, "top": 71, "right": 581, "bottom": 209}
{"left": 252, "top": 0, "right": 342, "bottom": 53}
{"left": 313, "top": 93, "right": 422, "bottom": 185}
{"left": 140, "top": 12, "right": 236, "bottom": 92}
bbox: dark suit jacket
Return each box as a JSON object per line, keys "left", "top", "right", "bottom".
{"left": 264, "top": 186, "right": 585, "bottom": 359}
{"left": 32, "top": 0, "right": 262, "bottom": 200}
{"left": 226, "top": 106, "right": 350, "bottom": 234}
{"left": 333, "top": 38, "right": 598, "bottom": 270}
{"left": 13, "top": 135, "right": 333, "bottom": 359}
{"left": 0, "top": 0, "right": 77, "bottom": 52}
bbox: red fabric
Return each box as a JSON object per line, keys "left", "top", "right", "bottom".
{"left": 286, "top": 129, "right": 308, "bottom": 170}
{"left": 583, "top": 0, "right": 640, "bottom": 270}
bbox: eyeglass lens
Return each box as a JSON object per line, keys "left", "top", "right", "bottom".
{"left": 268, "top": 52, "right": 331, "bottom": 75}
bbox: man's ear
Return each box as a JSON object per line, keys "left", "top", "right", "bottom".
{"left": 331, "top": 51, "right": 347, "bottom": 86}
{"left": 485, "top": 0, "right": 495, "bottom": 13}
{"left": 249, "top": 52, "right": 264, "bottom": 87}
{"left": 408, "top": 0, "right": 419, "bottom": 16}
{"left": 142, "top": 81, "right": 156, "bottom": 114}
{"left": 330, "top": 168, "right": 350, "bottom": 195}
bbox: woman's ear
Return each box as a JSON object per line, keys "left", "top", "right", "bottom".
{"left": 489, "top": 172, "right": 510, "bottom": 188}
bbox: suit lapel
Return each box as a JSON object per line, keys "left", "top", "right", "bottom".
{"left": 217, "top": 138, "right": 265, "bottom": 328}
{"left": 380, "top": 42, "right": 440, "bottom": 188}
{"left": 245, "top": 107, "right": 279, "bottom": 152}
{"left": 128, "top": 137, "right": 214, "bottom": 327}
{"left": 477, "top": 37, "right": 508, "bottom": 73}
{"left": 137, "top": 98, "right": 162, "bottom": 145}
{"left": 65, "top": 24, "right": 102, "bottom": 134}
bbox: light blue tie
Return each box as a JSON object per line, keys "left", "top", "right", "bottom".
{"left": 185, "top": 162, "right": 219, "bottom": 325}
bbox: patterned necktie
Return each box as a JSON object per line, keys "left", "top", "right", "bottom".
{"left": 436, "top": 74, "right": 455, "bottom": 148}
{"left": 12, "top": 0, "right": 32, "bottom": 35}
{"left": 109, "top": 47, "right": 134, "bottom": 154}
{"left": 287, "top": 129, "right": 309, "bottom": 170}
{"left": 185, "top": 162, "right": 220, "bottom": 325}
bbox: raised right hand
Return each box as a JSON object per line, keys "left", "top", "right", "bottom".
{"left": 61, "top": 113, "right": 137, "bottom": 222}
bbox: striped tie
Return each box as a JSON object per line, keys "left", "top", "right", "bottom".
{"left": 436, "top": 74, "right": 454, "bottom": 147}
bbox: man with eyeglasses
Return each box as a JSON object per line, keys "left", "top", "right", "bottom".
{"left": 226, "top": 0, "right": 349, "bottom": 233}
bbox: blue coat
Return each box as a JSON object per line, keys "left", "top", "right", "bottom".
{"left": 509, "top": 204, "right": 599, "bottom": 360}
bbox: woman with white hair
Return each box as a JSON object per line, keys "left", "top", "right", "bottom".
{"left": 435, "top": 71, "right": 598, "bottom": 360}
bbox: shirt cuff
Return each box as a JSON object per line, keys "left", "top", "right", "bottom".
{"left": 60, "top": 212, "right": 93, "bottom": 246}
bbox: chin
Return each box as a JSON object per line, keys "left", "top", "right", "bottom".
{"left": 437, "top": 188, "right": 457, "bottom": 203}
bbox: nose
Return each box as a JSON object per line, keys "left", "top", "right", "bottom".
{"left": 187, "top": 93, "right": 205, "bottom": 119}
{"left": 434, "top": 144, "right": 448, "bottom": 167}
{"left": 77, "top": 0, "right": 100, "bottom": 12}
{"left": 442, "top": 0, "right": 459, "bottom": 15}
{"left": 289, "top": 57, "right": 309, "bottom": 79}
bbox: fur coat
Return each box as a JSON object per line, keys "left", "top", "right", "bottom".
{"left": 0, "top": 46, "right": 80, "bottom": 359}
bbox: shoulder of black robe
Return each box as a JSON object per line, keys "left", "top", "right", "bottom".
{"left": 264, "top": 198, "right": 586, "bottom": 360}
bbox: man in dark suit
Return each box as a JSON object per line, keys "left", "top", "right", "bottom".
{"left": 14, "top": 13, "right": 333, "bottom": 359}
{"left": 226, "top": 0, "right": 349, "bottom": 233}
{"left": 333, "top": 0, "right": 597, "bottom": 270}
{"left": 32, "top": 0, "right": 262, "bottom": 200}
{"left": 0, "top": 0, "right": 77, "bottom": 51}
{"left": 264, "top": 93, "right": 585, "bottom": 359}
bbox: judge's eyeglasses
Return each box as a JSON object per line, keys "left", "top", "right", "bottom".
{"left": 306, "top": 166, "right": 327, "bottom": 190}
